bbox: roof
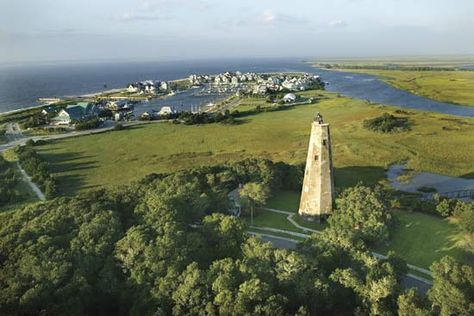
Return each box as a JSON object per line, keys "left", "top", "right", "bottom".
{"left": 66, "top": 102, "right": 91, "bottom": 110}
{"left": 228, "top": 188, "right": 241, "bottom": 207}
{"left": 62, "top": 106, "right": 85, "bottom": 120}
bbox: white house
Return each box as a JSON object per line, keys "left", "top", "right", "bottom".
{"left": 51, "top": 102, "right": 97, "bottom": 125}
{"left": 231, "top": 76, "right": 239, "bottom": 86}
{"left": 158, "top": 106, "right": 174, "bottom": 115}
{"left": 127, "top": 84, "right": 140, "bottom": 93}
{"left": 107, "top": 100, "right": 128, "bottom": 110}
{"left": 283, "top": 93, "right": 297, "bottom": 103}
{"left": 160, "top": 81, "right": 169, "bottom": 91}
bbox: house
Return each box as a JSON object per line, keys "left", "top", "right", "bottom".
{"left": 127, "top": 83, "right": 141, "bottom": 93}
{"left": 41, "top": 106, "right": 58, "bottom": 116}
{"left": 107, "top": 100, "right": 128, "bottom": 110}
{"left": 160, "top": 81, "right": 169, "bottom": 91}
{"left": 140, "top": 111, "right": 152, "bottom": 120}
{"left": 227, "top": 186, "right": 242, "bottom": 217}
{"left": 51, "top": 102, "right": 97, "bottom": 125}
{"left": 283, "top": 93, "right": 297, "bottom": 103}
{"left": 231, "top": 76, "right": 239, "bottom": 86}
{"left": 158, "top": 106, "right": 174, "bottom": 116}
{"left": 114, "top": 112, "right": 124, "bottom": 121}
{"left": 253, "top": 84, "right": 268, "bottom": 95}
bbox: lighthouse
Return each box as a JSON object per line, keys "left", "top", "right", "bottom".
{"left": 298, "top": 113, "right": 335, "bottom": 222}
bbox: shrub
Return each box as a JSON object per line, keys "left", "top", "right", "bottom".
{"left": 363, "top": 113, "right": 410, "bottom": 133}
{"left": 114, "top": 123, "right": 125, "bottom": 130}
{"left": 20, "top": 114, "right": 48, "bottom": 129}
{"left": 453, "top": 201, "right": 474, "bottom": 234}
{"left": 75, "top": 118, "right": 102, "bottom": 130}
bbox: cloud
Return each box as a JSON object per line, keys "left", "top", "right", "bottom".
{"left": 261, "top": 10, "right": 308, "bottom": 25}
{"left": 117, "top": 12, "right": 168, "bottom": 22}
{"left": 138, "top": 0, "right": 211, "bottom": 11}
{"left": 116, "top": 0, "right": 211, "bottom": 23}
{"left": 262, "top": 10, "right": 276, "bottom": 24}
{"left": 328, "top": 19, "right": 348, "bottom": 27}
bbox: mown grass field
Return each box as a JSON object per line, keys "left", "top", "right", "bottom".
{"left": 35, "top": 91, "right": 474, "bottom": 195}
{"left": 376, "top": 210, "right": 473, "bottom": 268}
{"left": 263, "top": 191, "right": 472, "bottom": 268}
{"left": 338, "top": 69, "right": 474, "bottom": 106}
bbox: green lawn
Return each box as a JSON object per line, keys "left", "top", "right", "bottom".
{"left": 35, "top": 91, "right": 474, "bottom": 195}
{"left": 250, "top": 209, "right": 302, "bottom": 233}
{"left": 376, "top": 210, "right": 473, "bottom": 269}
{"left": 266, "top": 191, "right": 300, "bottom": 213}
{"left": 265, "top": 191, "right": 329, "bottom": 231}
{"left": 265, "top": 191, "right": 472, "bottom": 268}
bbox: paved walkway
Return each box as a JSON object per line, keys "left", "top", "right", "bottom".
{"left": 255, "top": 207, "right": 433, "bottom": 281}
{"left": 249, "top": 229, "right": 433, "bottom": 293}
{"left": 16, "top": 162, "right": 45, "bottom": 201}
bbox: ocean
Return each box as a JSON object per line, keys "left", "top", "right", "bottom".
{"left": 1, "top": 58, "right": 473, "bottom": 117}
{"left": 0, "top": 58, "right": 314, "bottom": 113}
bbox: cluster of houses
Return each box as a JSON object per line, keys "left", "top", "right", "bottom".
{"left": 48, "top": 99, "right": 137, "bottom": 125}
{"left": 189, "top": 71, "right": 259, "bottom": 87}
{"left": 38, "top": 71, "right": 322, "bottom": 128}
{"left": 126, "top": 80, "right": 170, "bottom": 95}
{"left": 252, "top": 73, "right": 322, "bottom": 95}
{"left": 139, "top": 106, "right": 175, "bottom": 120}
{"left": 189, "top": 71, "right": 322, "bottom": 96}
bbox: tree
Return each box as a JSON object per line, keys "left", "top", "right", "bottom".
{"left": 436, "top": 198, "right": 455, "bottom": 217}
{"left": 429, "top": 256, "right": 474, "bottom": 316}
{"left": 328, "top": 185, "right": 391, "bottom": 247}
{"left": 171, "top": 263, "right": 213, "bottom": 315}
{"left": 454, "top": 201, "right": 474, "bottom": 234}
{"left": 201, "top": 213, "right": 247, "bottom": 261}
{"left": 397, "top": 289, "right": 431, "bottom": 316}
{"left": 330, "top": 252, "right": 401, "bottom": 316}
{"left": 239, "top": 182, "right": 270, "bottom": 225}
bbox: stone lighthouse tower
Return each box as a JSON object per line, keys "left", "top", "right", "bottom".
{"left": 298, "top": 113, "right": 335, "bottom": 222}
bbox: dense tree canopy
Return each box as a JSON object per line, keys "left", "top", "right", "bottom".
{"left": 0, "top": 156, "right": 20, "bottom": 206}
{"left": 429, "top": 256, "right": 474, "bottom": 316}
{"left": 0, "top": 159, "right": 472, "bottom": 315}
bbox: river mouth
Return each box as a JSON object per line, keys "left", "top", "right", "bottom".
{"left": 387, "top": 164, "right": 474, "bottom": 200}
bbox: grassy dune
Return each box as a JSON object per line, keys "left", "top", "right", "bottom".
{"left": 338, "top": 69, "right": 474, "bottom": 106}
{"left": 36, "top": 91, "right": 474, "bottom": 195}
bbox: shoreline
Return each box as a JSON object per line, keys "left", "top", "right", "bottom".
{"left": 0, "top": 78, "right": 186, "bottom": 117}
{"left": 0, "top": 72, "right": 310, "bottom": 117}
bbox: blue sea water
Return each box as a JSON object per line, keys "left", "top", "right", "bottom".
{"left": 0, "top": 58, "right": 473, "bottom": 117}
{"left": 0, "top": 59, "right": 313, "bottom": 112}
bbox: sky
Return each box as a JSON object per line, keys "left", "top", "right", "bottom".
{"left": 0, "top": 0, "right": 473, "bottom": 64}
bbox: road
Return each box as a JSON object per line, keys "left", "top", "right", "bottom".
{"left": 0, "top": 120, "right": 163, "bottom": 154}
{"left": 252, "top": 233, "right": 432, "bottom": 294}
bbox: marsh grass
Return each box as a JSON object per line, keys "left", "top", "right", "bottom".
{"left": 339, "top": 69, "right": 474, "bottom": 106}
{"left": 34, "top": 91, "right": 474, "bottom": 196}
